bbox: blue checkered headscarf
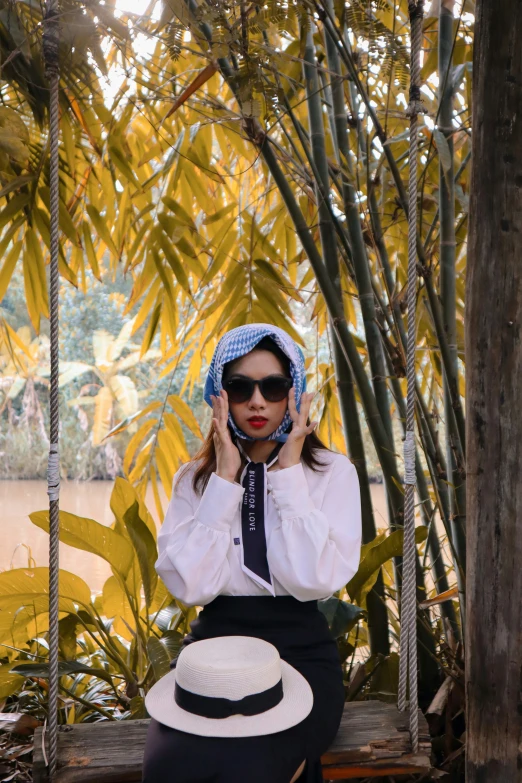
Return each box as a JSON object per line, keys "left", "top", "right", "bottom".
{"left": 203, "top": 323, "right": 307, "bottom": 443}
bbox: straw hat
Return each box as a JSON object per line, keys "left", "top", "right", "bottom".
{"left": 145, "top": 635, "right": 314, "bottom": 737}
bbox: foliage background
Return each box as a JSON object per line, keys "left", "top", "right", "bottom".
{"left": 0, "top": 0, "right": 471, "bottom": 777}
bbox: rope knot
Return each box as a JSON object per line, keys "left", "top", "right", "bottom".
{"left": 47, "top": 443, "right": 60, "bottom": 502}
{"left": 403, "top": 430, "right": 416, "bottom": 486}
{"left": 408, "top": 0, "right": 424, "bottom": 22}
{"left": 43, "top": 8, "right": 60, "bottom": 80}
{"left": 406, "top": 85, "right": 427, "bottom": 118}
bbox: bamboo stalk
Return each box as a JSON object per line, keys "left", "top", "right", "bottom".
{"left": 322, "top": 6, "right": 405, "bottom": 600}
{"left": 314, "top": 3, "right": 466, "bottom": 460}
{"left": 304, "top": 22, "right": 390, "bottom": 655}
{"left": 323, "top": 0, "right": 395, "bottom": 457}
{"left": 438, "top": 0, "right": 467, "bottom": 631}
{"left": 386, "top": 359, "right": 459, "bottom": 635}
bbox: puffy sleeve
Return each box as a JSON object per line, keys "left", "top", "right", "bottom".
{"left": 266, "top": 456, "right": 362, "bottom": 601}
{"left": 155, "top": 466, "right": 245, "bottom": 606}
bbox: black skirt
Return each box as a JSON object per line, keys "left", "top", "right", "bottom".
{"left": 142, "top": 596, "right": 345, "bottom": 783}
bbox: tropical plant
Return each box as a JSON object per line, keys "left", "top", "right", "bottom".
{"left": 59, "top": 317, "right": 161, "bottom": 446}
{"left": 0, "top": 321, "right": 50, "bottom": 427}
{"left": 0, "top": 479, "right": 428, "bottom": 721}
{"left": 0, "top": 0, "right": 472, "bottom": 733}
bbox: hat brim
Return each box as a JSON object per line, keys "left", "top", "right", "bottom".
{"left": 145, "top": 660, "right": 313, "bottom": 738}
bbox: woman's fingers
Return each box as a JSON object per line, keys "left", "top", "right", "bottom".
{"left": 298, "top": 390, "right": 312, "bottom": 425}
{"left": 288, "top": 386, "right": 297, "bottom": 421}
{"left": 220, "top": 389, "right": 229, "bottom": 423}
{"left": 210, "top": 395, "right": 223, "bottom": 435}
{"left": 211, "top": 392, "right": 230, "bottom": 438}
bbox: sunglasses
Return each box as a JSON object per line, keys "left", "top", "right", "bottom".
{"left": 222, "top": 374, "right": 293, "bottom": 403}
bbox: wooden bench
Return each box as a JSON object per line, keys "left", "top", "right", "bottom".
{"left": 33, "top": 701, "right": 431, "bottom": 781}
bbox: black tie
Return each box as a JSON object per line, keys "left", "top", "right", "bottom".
{"left": 240, "top": 442, "right": 282, "bottom": 593}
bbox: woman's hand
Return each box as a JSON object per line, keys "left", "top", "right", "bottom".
{"left": 211, "top": 390, "right": 242, "bottom": 483}
{"left": 278, "top": 389, "right": 318, "bottom": 469}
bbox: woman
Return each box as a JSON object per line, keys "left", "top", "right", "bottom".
{"left": 143, "top": 323, "right": 362, "bottom": 783}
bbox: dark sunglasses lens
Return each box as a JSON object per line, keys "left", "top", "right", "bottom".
{"left": 261, "top": 378, "right": 291, "bottom": 401}
{"left": 223, "top": 378, "right": 252, "bottom": 403}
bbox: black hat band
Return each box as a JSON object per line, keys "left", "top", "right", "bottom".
{"left": 174, "top": 678, "right": 284, "bottom": 719}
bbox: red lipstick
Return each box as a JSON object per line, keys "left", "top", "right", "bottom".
{"left": 247, "top": 417, "right": 268, "bottom": 429}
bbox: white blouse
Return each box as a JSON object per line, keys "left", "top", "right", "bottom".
{"left": 155, "top": 450, "right": 362, "bottom": 606}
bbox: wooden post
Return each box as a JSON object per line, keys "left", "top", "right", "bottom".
{"left": 466, "top": 1, "right": 522, "bottom": 779}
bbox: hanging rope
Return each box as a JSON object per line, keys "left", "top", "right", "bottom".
{"left": 43, "top": 2, "right": 61, "bottom": 779}
{"left": 398, "top": 0, "right": 425, "bottom": 755}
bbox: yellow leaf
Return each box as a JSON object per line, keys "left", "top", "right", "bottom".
{"left": 140, "top": 300, "right": 162, "bottom": 356}
{"left": 0, "top": 108, "right": 30, "bottom": 165}
{"left": 0, "top": 568, "right": 91, "bottom": 644}
{"left": 82, "top": 221, "right": 101, "bottom": 280}
{"left": 23, "top": 228, "right": 49, "bottom": 331}
{"left": 0, "top": 666, "right": 24, "bottom": 700}
{"left": 109, "top": 375, "right": 139, "bottom": 419}
{"left": 161, "top": 196, "right": 197, "bottom": 230}
{"left": 93, "top": 386, "right": 113, "bottom": 446}
{"left": 0, "top": 194, "right": 30, "bottom": 232}
{"left": 29, "top": 509, "right": 134, "bottom": 576}
{"left": 203, "top": 203, "right": 236, "bottom": 224}
{"left": 180, "top": 170, "right": 209, "bottom": 213}
{"left": 154, "top": 228, "right": 192, "bottom": 297}
{"left": 149, "top": 467, "right": 164, "bottom": 523}
{"left": 167, "top": 394, "right": 203, "bottom": 440}
{"left": 155, "top": 439, "right": 175, "bottom": 498}
{"left": 102, "top": 575, "right": 136, "bottom": 640}
{"left": 163, "top": 413, "right": 190, "bottom": 461}
{"left": 0, "top": 239, "right": 22, "bottom": 301}
{"left": 123, "top": 418, "right": 158, "bottom": 476}
{"left": 128, "top": 443, "right": 152, "bottom": 484}
{"left": 202, "top": 225, "right": 238, "bottom": 284}
{"left": 109, "top": 318, "right": 136, "bottom": 362}
{"left": 39, "top": 186, "right": 80, "bottom": 246}
{"left": 86, "top": 205, "right": 119, "bottom": 257}
{"left": 253, "top": 257, "right": 302, "bottom": 302}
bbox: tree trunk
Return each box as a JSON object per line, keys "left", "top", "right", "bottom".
{"left": 466, "top": 1, "right": 522, "bottom": 779}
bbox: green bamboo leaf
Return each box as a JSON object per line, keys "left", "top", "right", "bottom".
{"left": 161, "top": 196, "right": 197, "bottom": 230}
{"left": 39, "top": 186, "right": 80, "bottom": 246}
{"left": 0, "top": 175, "right": 33, "bottom": 199}
{"left": 147, "top": 636, "right": 171, "bottom": 681}
{"left": 111, "top": 478, "right": 158, "bottom": 607}
{"left": 159, "top": 630, "right": 184, "bottom": 659}
{"left": 433, "top": 128, "right": 452, "bottom": 175}
{"left": 253, "top": 257, "right": 302, "bottom": 302}
{"left": 10, "top": 661, "right": 116, "bottom": 686}
{"left": 318, "top": 597, "right": 364, "bottom": 638}
{"left": 109, "top": 143, "right": 139, "bottom": 186}
{"left": 141, "top": 301, "right": 162, "bottom": 356}
{"left": 0, "top": 194, "right": 29, "bottom": 231}
{"left": 347, "top": 527, "right": 428, "bottom": 604}
{"left": 252, "top": 277, "right": 293, "bottom": 319}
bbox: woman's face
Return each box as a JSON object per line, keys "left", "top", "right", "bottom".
{"left": 224, "top": 350, "right": 290, "bottom": 438}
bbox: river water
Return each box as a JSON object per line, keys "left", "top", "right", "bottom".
{"left": 1, "top": 480, "right": 388, "bottom": 594}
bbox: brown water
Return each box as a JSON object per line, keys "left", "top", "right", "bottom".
{"left": 0, "top": 480, "right": 388, "bottom": 594}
